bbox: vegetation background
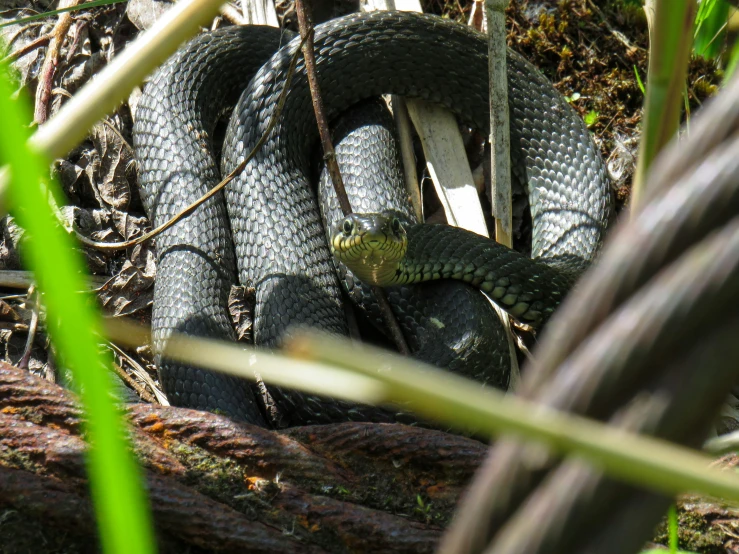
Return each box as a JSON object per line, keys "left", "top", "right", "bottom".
{"left": 0, "top": 0, "right": 738, "bottom": 552}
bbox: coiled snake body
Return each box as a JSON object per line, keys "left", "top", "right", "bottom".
{"left": 133, "top": 11, "right": 611, "bottom": 427}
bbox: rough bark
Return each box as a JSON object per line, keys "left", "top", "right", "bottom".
{"left": 0, "top": 362, "right": 486, "bottom": 553}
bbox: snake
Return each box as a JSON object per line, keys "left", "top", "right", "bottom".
{"left": 317, "top": 98, "right": 514, "bottom": 393}
{"left": 331, "top": 212, "right": 576, "bottom": 325}
{"left": 133, "top": 11, "right": 611, "bottom": 428}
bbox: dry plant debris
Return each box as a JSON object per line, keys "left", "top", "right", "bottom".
{"left": 0, "top": 0, "right": 733, "bottom": 551}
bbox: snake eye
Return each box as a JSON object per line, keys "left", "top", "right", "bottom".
{"left": 342, "top": 219, "right": 354, "bottom": 235}
{"left": 391, "top": 218, "right": 401, "bottom": 233}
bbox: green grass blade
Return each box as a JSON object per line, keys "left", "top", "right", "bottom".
{"left": 682, "top": 82, "right": 690, "bottom": 133}
{"left": 725, "top": 38, "right": 739, "bottom": 81}
{"left": 28, "top": 0, "right": 227, "bottom": 162}
{"left": 695, "top": 0, "right": 718, "bottom": 24}
{"left": 669, "top": 504, "right": 678, "bottom": 551}
{"left": 280, "top": 330, "right": 739, "bottom": 504}
{"left": 104, "top": 318, "right": 739, "bottom": 507}
{"left": 640, "top": 506, "right": 698, "bottom": 554}
{"left": 693, "top": 0, "right": 730, "bottom": 60}
{"left": 632, "top": 0, "right": 697, "bottom": 210}
{"left": 0, "top": 63, "right": 155, "bottom": 553}
{"left": 634, "top": 64, "right": 646, "bottom": 94}
{"left": 0, "top": 0, "right": 127, "bottom": 29}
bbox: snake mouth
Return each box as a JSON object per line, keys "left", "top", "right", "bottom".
{"left": 331, "top": 213, "right": 407, "bottom": 286}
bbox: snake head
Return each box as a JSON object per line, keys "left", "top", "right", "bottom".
{"left": 330, "top": 212, "right": 407, "bottom": 286}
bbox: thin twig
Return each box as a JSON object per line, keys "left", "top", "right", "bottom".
{"left": 483, "top": 0, "right": 520, "bottom": 389}
{"left": 43, "top": 347, "right": 56, "bottom": 383}
{"left": 17, "top": 285, "right": 39, "bottom": 369}
{"left": 108, "top": 341, "right": 168, "bottom": 404}
{"left": 1, "top": 33, "right": 51, "bottom": 65}
{"left": 392, "top": 98, "right": 423, "bottom": 222}
{"left": 0, "top": 269, "right": 108, "bottom": 289}
{"left": 0, "top": 293, "right": 30, "bottom": 301}
{"left": 110, "top": 359, "right": 157, "bottom": 403}
{"left": 64, "top": 18, "right": 87, "bottom": 65}
{"left": 486, "top": 0, "right": 512, "bottom": 247}
{"left": 294, "top": 0, "right": 410, "bottom": 355}
{"left": 74, "top": 34, "right": 309, "bottom": 252}
{"left": 341, "top": 291, "right": 362, "bottom": 341}
{"left": 34, "top": 0, "right": 81, "bottom": 125}
{"left": 0, "top": 321, "right": 29, "bottom": 332}
{"left": 371, "top": 287, "right": 410, "bottom": 354}
{"left": 294, "top": 0, "right": 351, "bottom": 216}
{"left": 109, "top": 353, "right": 157, "bottom": 403}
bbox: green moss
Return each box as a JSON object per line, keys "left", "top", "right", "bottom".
{"left": 310, "top": 453, "right": 457, "bottom": 525}
{"left": 652, "top": 498, "right": 739, "bottom": 553}
{"left": 171, "top": 442, "right": 265, "bottom": 517}
{"left": 0, "top": 446, "right": 44, "bottom": 475}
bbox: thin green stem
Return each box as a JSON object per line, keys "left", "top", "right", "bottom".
{"left": 632, "top": 0, "right": 696, "bottom": 211}
{"left": 286, "top": 331, "right": 739, "bottom": 504}
{"left": 0, "top": 64, "right": 154, "bottom": 554}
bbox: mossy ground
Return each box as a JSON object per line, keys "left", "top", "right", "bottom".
{"left": 421, "top": 0, "right": 723, "bottom": 210}
{"left": 652, "top": 494, "right": 739, "bottom": 553}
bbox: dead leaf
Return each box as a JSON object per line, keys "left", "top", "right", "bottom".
{"left": 0, "top": 216, "right": 24, "bottom": 270}
{"left": 110, "top": 208, "right": 148, "bottom": 241}
{"left": 0, "top": 300, "right": 21, "bottom": 322}
{"left": 58, "top": 21, "right": 95, "bottom": 94}
{"left": 126, "top": 0, "right": 171, "bottom": 31}
{"left": 89, "top": 123, "right": 134, "bottom": 210}
{"left": 97, "top": 244, "right": 155, "bottom": 316}
{"left": 55, "top": 158, "right": 85, "bottom": 199}
{"left": 228, "top": 286, "right": 255, "bottom": 342}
